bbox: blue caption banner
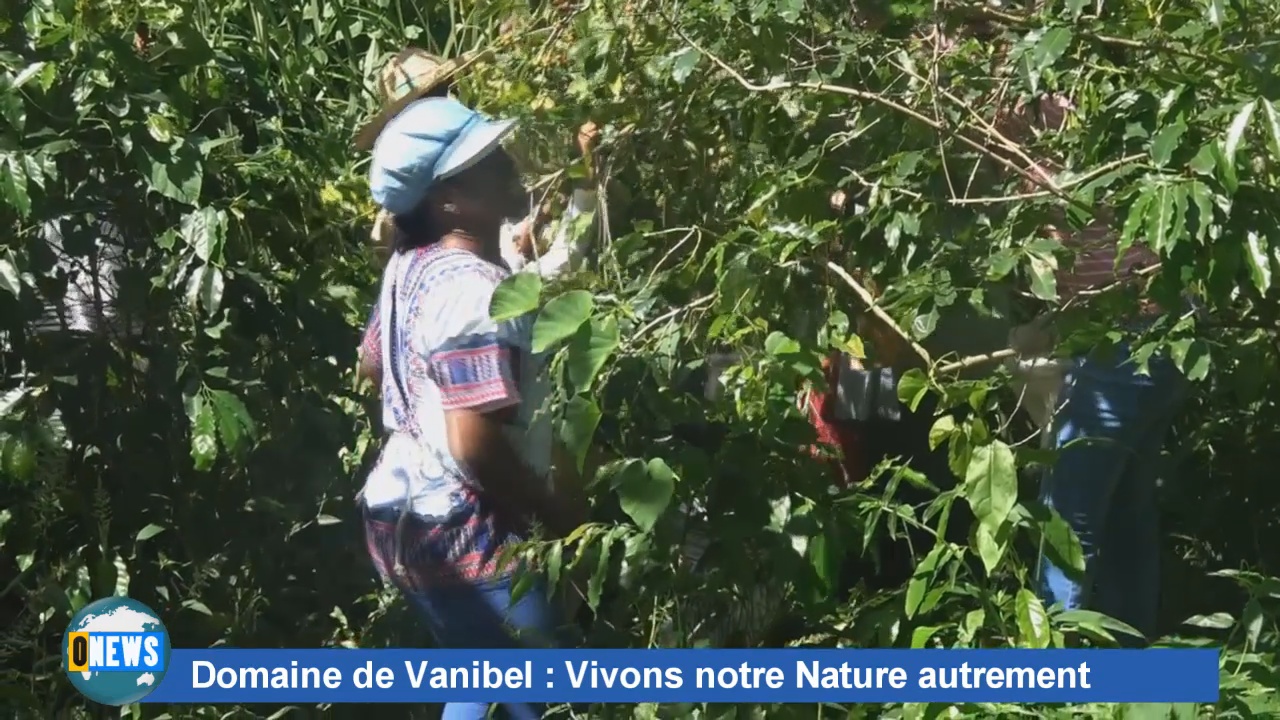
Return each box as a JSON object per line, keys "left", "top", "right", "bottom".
{"left": 142, "top": 649, "right": 1220, "bottom": 704}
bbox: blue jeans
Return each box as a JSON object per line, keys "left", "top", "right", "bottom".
{"left": 362, "top": 504, "right": 561, "bottom": 719}
{"left": 403, "top": 574, "right": 561, "bottom": 720}
{"left": 1037, "top": 343, "right": 1186, "bottom": 643}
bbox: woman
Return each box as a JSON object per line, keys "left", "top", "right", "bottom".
{"left": 1001, "top": 96, "right": 1188, "bottom": 642}
{"left": 359, "top": 96, "right": 579, "bottom": 720}
{"left": 353, "top": 46, "right": 601, "bottom": 310}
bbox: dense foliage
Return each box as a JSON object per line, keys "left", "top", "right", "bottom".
{"left": 3, "top": 0, "right": 1280, "bottom": 718}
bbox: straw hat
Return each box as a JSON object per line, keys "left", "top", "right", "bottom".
{"left": 352, "top": 47, "right": 485, "bottom": 151}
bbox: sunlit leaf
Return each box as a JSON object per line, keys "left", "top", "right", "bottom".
{"left": 1016, "top": 588, "right": 1052, "bottom": 648}
{"left": 1223, "top": 101, "right": 1256, "bottom": 166}
{"left": 135, "top": 524, "right": 166, "bottom": 542}
{"left": 490, "top": 272, "right": 542, "bottom": 322}
{"left": 1244, "top": 231, "right": 1272, "bottom": 294}
{"left": 140, "top": 139, "right": 203, "bottom": 206}
{"left": 531, "top": 290, "right": 593, "bottom": 353}
{"left": 964, "top": 440, "right": 1017, "bottom": 534}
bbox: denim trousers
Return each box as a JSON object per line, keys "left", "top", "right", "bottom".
{"left": 363, "top": 506, "right": 561, "bottom": 720}
{"left": 403, "top": 575, "right": 559, "bottom": 720}
{"left": 1037, "top": 342, "right": 1187, "bottom": 643}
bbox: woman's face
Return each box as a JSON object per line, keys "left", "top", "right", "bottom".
{"left": 440, "top": 148, "right": 528, "bottom": 227}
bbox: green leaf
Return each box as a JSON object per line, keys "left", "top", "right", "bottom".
{"left": 185, "top": 265, "right": 225, "bottom": 314}
{"left": 141, "top": 140, "right": 204, "bottom": 206}
{"left": 560, "top": 396, "right": 602, "bottom": 473}
{"left": 1119, "top": 187, "right": 1154, "bottom": 255}
{"left": 0, "top": 155, "right": 31, "bottom": 217}
{"left": 531, "top": 290, "right": 594, "bottom": 353}
{"left": 928, "top": 415, "right": 956, "bottom": 451}
{"left": 545, "top": 542, "right": 563, "bottom": 597}
{"left": 1031, "top": 27, "right": 1073, "bottom": 73}
{"left": 1149, "top": 119, "right": 1187, "bottom": 167}
{"left": 490, "top": 272, "right": 542, "bottom": 322}
{"left": 906, "top": 543, "right": 947, "bottom": 618}
{"left": 135, "top": 524, "right": 166, "bottom": 542}
{"left": 1169, "top": 338, "right": 1212, "bottom": 382}
{"left": 207, "top": 389, "right": 255, "bottom": 455}
{"left": 764, "top": 330, "right": 802, "bottom": 355}
{"left": 1244, "top": 231, "right": 1272, "bottom": 294}
{"left": 1262, "top": 100, "right": 1280, "bottom": 159}
{"left": 587, "top": 528, "right": 617, "bottom": 611}
{"left": 1063, "top": 0, "right": 1089, "bottom": 20}
{"left": 182, "top": 599, "right": 213, "bottom": 616}
{"left": 1027, "top": 249, "right": 1058, "bottom": 302}
{"left": 1016, "top": 588, "right": 1052, "bottom": 648}
{"left": 1188, "top": 144, "right": 1216, "bottom": 176}
{"left": 180, "top": 207, "right": 227, "bottom": 263}
{"left": 964, "top": 440, "right": 1017, "bottom": 533}
{"left": 670, "top": 47, "right": 699, "bottom": 84}
{"left": 186, "top": 393, "right": 218, "bottom": 471}
{"left": 567, "top": 315, "right": 619, "bottom": 390}
{"left": 613, "top": 458, "right": 675, "bottom": 532}
{"left": 1205, "top": 0, "right": 1226, "bottom": 26}
{"left": 1188, "top": 181, "right": 1214, "bottom": 242}
{"left": 1028, "top": 503, "right": 1086, "bottom": 576}
{"left": 1243, "top": 598, "right": 1264, "bottom": 649}
{"left": 910, "top": 625, "right": 943, "bottom": 648}
{"left": 1056, "top": 609, "right": 1143, "bottom": 639}
{"left": 973, "top": 520, "right": 1008, "bottom": 574}
{"left": 1120, "top": 703, "right": 1177, "bottom": 720}
{"left": 896, "top": 369, "right": 930, "bottom": 411}
{"left": 1183, "top": 612, "right": 1234, "bottom": 629}
{"left": 1145, "top": 182, "right": 1182, "bottom": 254}
{"left": 1223, "top": 101, "right": 1256, "bottom": 167}
{"left": 0, "top": 251, "right": 21, "bottom": 297}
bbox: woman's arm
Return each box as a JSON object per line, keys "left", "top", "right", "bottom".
{"left": 357, "top": 301, "right": 382, "bottom": 385}
{"left": 427, "top": 276, "right": 586, "bottom": 538}
{"left": 446, "top": 406, "right": 583, "bottom": 538}
{"left": 519, "top": 188, "right": 599, "bottom": 280}
{"left": 503, "top": 122, "right": 602, "bottom": 280}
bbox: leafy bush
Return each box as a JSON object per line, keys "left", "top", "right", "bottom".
{"left": 3, "top": 0, "right": 1280, "bottom": 719}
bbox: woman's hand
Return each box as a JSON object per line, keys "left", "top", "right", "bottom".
{"left": 577, "top": 121, "right": 600, "bottom": 157}
{"left": 578, "top": 121, "right": 600, "bottom": 180}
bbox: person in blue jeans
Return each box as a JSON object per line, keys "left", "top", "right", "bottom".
{"left": 358, "top": 96, "right": 583, "bottom": 719}
{"left": 1037, "top": 339, "right": 1187, "bottom": 644}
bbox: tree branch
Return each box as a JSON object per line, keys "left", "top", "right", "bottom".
{"left": 825, "top": 261, "right": 933, "bottom": 367}
{"left": 663, "top": 16, "right": 1087, "bottom": 210}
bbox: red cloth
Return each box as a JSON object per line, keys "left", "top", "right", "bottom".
{"left": 802, "top": 353, "right": 868, "bottom": 487}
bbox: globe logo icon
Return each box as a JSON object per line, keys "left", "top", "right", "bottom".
{"left": 63, "top": 597, "right": 171, "bottom": 706}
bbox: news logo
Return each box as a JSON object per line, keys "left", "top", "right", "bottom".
{"left": 62, "top": 597, "right": 171, "bottom": 706}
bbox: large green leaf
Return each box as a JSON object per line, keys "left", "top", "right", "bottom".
{"left": 0, "top": 154, "right": 30, "bottom": 217}
{"left": 964, "top": 440, "right": 1017, "bottom": 534}
{"left": 905, "top": 543, "right": 948, "bottom": 619}
{"left": 613, "top": 458, "right": 675, "bottom": 533}
{"left": 531, "top": 290, "right": 594, "bottom": 353}
{"left": 1027, "top": 503, "right": 1086, "bottom": 577}
{"left": 1015, "top": 588, "right": 1052, "bottom": 648}
{"left": 181, "top": 207, "right": 227, "bottom": 263}
{"left": 490, "top": 272, "right": 542, "bottom": 322}
{"left": 567, "top": 314, "right": 620, "bottom": 390}
{"left": 1244, "top": 231, "right": 1273, "bottom": 294}
{"left": 140, "top": 139, "right": 203, "bottom": 206}
{"left": 559, "top": 396, "right": 601, "bottom": 473}
{"left": 0, "top": 251, "right": 21, "bottom": 297}
{"left": 208, "top": 389, "right": 256, "bottom": 456}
